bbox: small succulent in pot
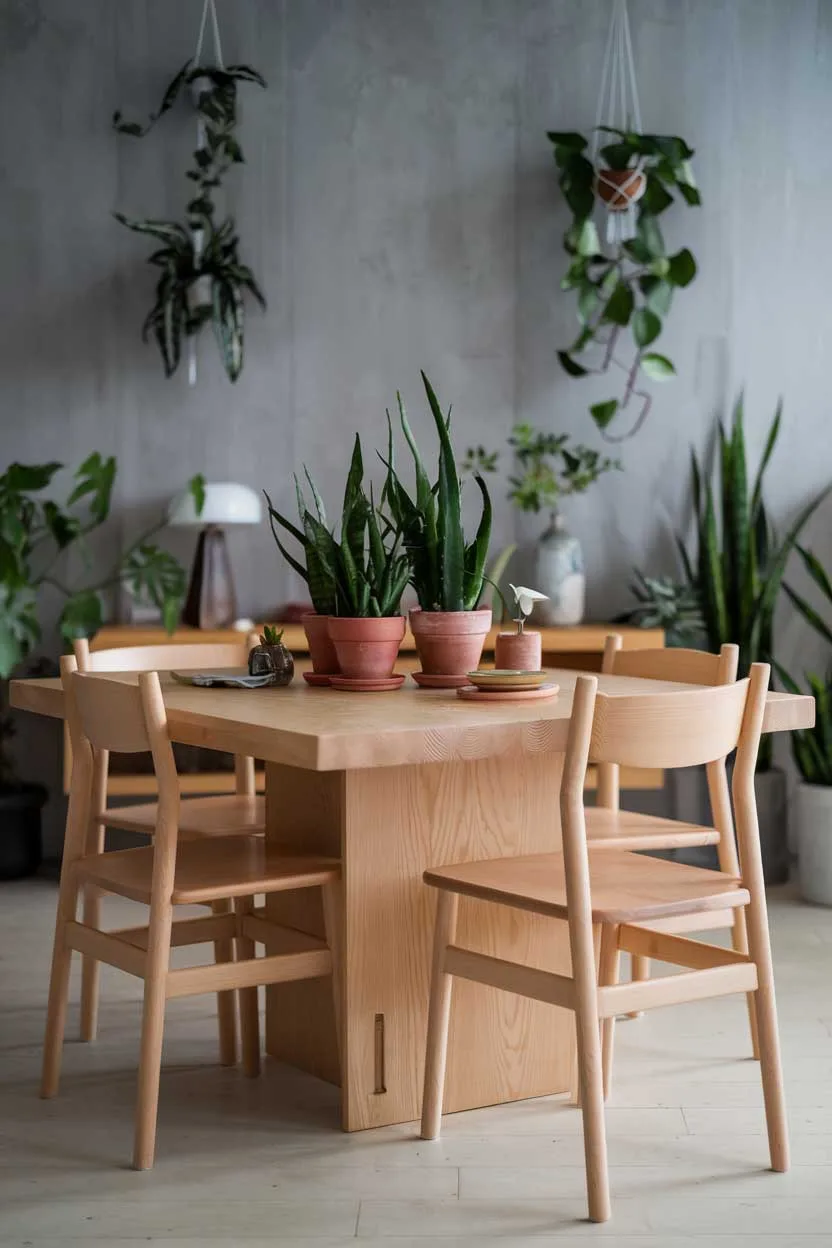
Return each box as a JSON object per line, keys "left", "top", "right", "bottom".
{"left": 248, "top": 625, "right": 294, "bottom": 686}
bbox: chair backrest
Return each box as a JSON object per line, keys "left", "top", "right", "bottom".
{"left": 559, "top": 665, "right": 770, "bottom": 952}
{"left": 61, "top": 655, "right": 180, "bottom": 865}
{"left": 598, "top": 634, "right": 739, "bottom": 811}
{"left": 72, "top": 633, "right": 260, "bottom": 797}
{"left": 73, "top": 635, "right": 258, "bottom": 673}
{"left": 602, "top": 633, "right": 739, "bottom": 687}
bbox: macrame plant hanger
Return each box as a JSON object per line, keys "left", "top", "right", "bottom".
{"left": 591, "top": 0, "right": 644, "bottom": 246}
{"left": 188, "top": 0, "right": 225, "bottom": 385}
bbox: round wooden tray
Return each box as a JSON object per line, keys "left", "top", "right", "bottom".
{"left": 456, "top": 682, "right": 560, "bottom": 703}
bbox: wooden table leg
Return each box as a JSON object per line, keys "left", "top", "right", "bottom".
{"left": 264, "top": 750, "right": 573, "bottom": 1131}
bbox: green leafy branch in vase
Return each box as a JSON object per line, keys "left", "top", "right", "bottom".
{"left": 114, "top": 61, "right": 266, "bottom": 381}
{"left": 548, "top": 127, "right": 700, "bottom": 440}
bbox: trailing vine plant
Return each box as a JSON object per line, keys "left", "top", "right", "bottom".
{"left": 114, "top": 60, "right": 266, "bottom": 382}
{"left": 547, "top": 127, "right": 700, "bottom": 440}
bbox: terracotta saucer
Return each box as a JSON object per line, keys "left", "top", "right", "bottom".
{"left": 456, "top": 682, "right": 560, "bottom": 703}
{"left": 330, "top": 674, "right": 406, "bottom": 692}
{"left": 411, "top": 671, "right": 471, "bottom": 689}
{"left": 303, "top": 672, "right": 334, "bottom": 687}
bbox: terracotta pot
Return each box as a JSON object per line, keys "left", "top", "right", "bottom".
{"left": 327, "top": 616, "right": 405, "bottom": 680}
{"left": 409, "top": 607, "right": 492, "bottom": 677}
{"left": 595, "top": 167, "right": 645, "bottom": 210}
{"left": 494, "top": 630, "right": 542, "bottom": 672}
{"left": 302, "top": 612, "right": 340, "bottom": 676}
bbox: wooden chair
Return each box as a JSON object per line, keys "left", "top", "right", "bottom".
{"left": 42, "top": 666, "right": 341, "bottom": 1171}
{"left": 591, "top": 635, "right": 755, "bottom": 1045}
{"left": 72, "top": 637, "right": 264, "bottom": 1057}
{"left": 420, "top": 666, "right": 787, "bottom": 1223}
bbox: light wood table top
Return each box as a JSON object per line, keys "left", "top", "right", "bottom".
{"left": 11, "top": 670, "right": 814, "bottom": 773}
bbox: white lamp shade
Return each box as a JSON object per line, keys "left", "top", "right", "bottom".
{"left": 168, "top": 481, "right": 262, "bottom": 528}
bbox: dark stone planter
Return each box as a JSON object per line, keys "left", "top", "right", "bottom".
{"left": 0, "top": 783, "right": 47, "bottom": 880}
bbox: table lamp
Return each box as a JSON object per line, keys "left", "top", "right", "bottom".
{"left": 168, "top": 482, "right": 262, "bottom": 629}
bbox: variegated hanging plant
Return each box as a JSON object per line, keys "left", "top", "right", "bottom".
{"left": 114, "top": 61, "right": 266, "bottom": 382}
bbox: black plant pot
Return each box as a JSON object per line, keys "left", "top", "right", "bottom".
{"left": 0, "top": 784, "right": 48, "bottom": 880}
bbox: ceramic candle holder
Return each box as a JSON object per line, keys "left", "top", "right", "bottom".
{"left": 494, "top": 630, "right": 542, "bottom": 672}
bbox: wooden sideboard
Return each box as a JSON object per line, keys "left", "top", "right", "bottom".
{"left": 66, "top": 622, "right": 664, "bottom": 798}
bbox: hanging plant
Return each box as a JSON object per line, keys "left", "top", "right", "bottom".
{"left": 113, "top": 3, "right": 265, "bottom": 383}
{"left": 547, "top": 0, "right": 700, "bottom": 441}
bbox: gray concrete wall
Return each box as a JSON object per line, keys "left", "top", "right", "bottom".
{"left": 3, "top": 1, "right": 832, "bottom": 850}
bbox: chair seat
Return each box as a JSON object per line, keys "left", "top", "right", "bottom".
{"left": 73, "top": 835, "right": 339, "bottom": 906}
{"left": 98, "top": 794, "right": 265, "bottom": 837}
{"left": 424, "top": 850, "right": 749, "bottom": 925}
{"left": 584, "top": 806, "right": 720, "bottom": 852}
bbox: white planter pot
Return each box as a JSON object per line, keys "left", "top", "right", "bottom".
{"left": 796, "top": 783, "right": 832, "bottom": 906}
{"left": 533, "top": 513, "right": 585, "bottom": 626}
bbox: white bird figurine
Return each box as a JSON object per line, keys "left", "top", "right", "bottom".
{"left": 509, "top": 584, "right": 548, "bottom": 632}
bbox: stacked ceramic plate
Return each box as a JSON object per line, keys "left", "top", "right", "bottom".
{"left": 457, "top": 670, "right": 559, "bottom": 703}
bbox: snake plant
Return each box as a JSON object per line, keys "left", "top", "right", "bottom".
{"left": 678, "top": 397, "right": 831, "bottom": 768}
{"left": 776, "top": 547, "right": 832, "bottom": 785}
{"left": 382, "top": 372, "right": 492, "bottom": 612}
{"left": 266, "top": 437, "right": 410, "bottom": 619}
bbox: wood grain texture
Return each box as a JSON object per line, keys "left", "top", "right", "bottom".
{"left": 263, "top": 750, "right": 575, "bottom": 1131}
{"left": 10, "top": 671, "right": 815, "bottom": 769}
{"left": 584, "top": 807, "right": 720, "bottom": 851}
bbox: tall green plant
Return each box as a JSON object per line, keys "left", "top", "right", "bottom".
{"left": 266, "top": 437, "right": 410, "bottom": 619}
{"left": 383, "top": 372, "right": 492, "bottom": 612}
{"left": 776, "top": 546, "right": 832, "bottom": 785}
{"left": 679, "top": 398, "right": 831, "bottom": 767}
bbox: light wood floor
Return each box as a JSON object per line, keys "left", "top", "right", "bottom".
{"left": 2, "top": 876, "right": 832, "bottom": 1245}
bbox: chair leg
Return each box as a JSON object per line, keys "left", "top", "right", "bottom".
{"left": 234, "top": 895, "right": 261, "bottom": 1078}
{"left": 40, "top": 917, "right": 75, "bottom": 1099}
{"left": 321, "top": 878, "right": 344, "bottom": 1075}
{"left": 745, "top": 907, "right": 789, "bottom": 1172}
{"left": 420, "top": 890, "right": 459, "bottom": 1141}
{"left": 133, "top": 900, "right": 174, "bottom": 1171}
{"left": 80, "top": 752, "right": 109, "bottom": 1042}
{"left": 211, "top": 899, "right": 238, "bottom": 1067}
{"left": 732, "top": 908, "right": 761, "bottom": 1060}
{"left": 627, "top": 954, "right": 648, "bottom": 1019}
{"left": 573, "top": 921, "right": 611, "bottom": 1223}
{"left": 598, "top": 924, "right": 620, "bottom": 1101}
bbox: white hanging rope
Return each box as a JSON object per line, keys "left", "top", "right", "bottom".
{"left": 194, "top": 0, "right": 224, "bottom": 68}
{"left": 591, "top": 0, "right": 645, "bottom": 244}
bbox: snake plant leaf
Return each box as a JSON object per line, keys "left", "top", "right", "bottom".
{"left": 783, "top": 583, "right": 832, "bottom": 650}
{"left": 461, "top": 473, "right": 493, "bottom": 611}
{"left": 698, "top": 478, "right": 728, "bottom": 649}
{"left": 303, "top": 468, "right": 328, "bottom": 527}
{"left": 422, "top": 371, "right": 465, "bottom": 611}
{"left": 397, "top": 392, "right": 437, "bottom": 601}
{"left": 751, "top": 400, "right": 782, "bottom": 521}
{"left": 264, "top": 489, "right": 311, "bottom": 583}
{"left": 722, "top": 403, "right": 751, "bottom": 649}
{"left": 793, "top": 544, "right": 832, "bottom": 607}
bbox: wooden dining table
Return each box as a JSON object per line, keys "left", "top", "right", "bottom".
{"left": 11, "top": 667, "right": 814, "bottom": 1132}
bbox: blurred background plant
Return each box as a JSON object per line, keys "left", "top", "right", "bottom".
{"left": 615, "top": 570, "right": 703, "bottom": 647}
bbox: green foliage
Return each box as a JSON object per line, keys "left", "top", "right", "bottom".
{"left": 266, "top": 438, "right": 410, "bottom": 619}
{"left": 260, "top": 624, "right": 285, "bottom": 646}
{"left": 114, "top": 61, "right": 266, "bottom": 382}
{"left": 383, "top": 373, "right": 492, "bottom": 613}
{"left": 463, "top": 425, "right": 619, "bottom": 516}
{"left": 776, "top": 546, "right": 832, "bottom": 785}
{"left": 680, "top": 398, "right": 831, "bottom": 769}
{"left": 615, "top": 571, "right": 704, "bottom": 648}
{"left": 546, "top": 126, "right": 700, "bottom": 439}
{"left": 0, "top": 460, "right": 204, "bottom": 784}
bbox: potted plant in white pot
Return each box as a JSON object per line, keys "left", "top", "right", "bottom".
{"left": 777, "top": 546, "right": 832, "bottom": 904}
{"left": 383, "top": 373, "right": 493, "bottom": 687}
{"left": 463, "top": 427, "right": 619, "bottom": 626}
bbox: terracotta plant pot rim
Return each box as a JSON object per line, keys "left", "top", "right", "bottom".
{"left": 409, "top": 607, "right": 492, "bottom": 637}
{"left": 328, "top": 615, "right": 406, "bottom": 641}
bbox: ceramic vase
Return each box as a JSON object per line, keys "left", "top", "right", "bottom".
{"left": 409, "top": 608, "right": 492, "bottom": 679}
{"left": 533, "top": 513, "right": 585, "bottom": 626}
{"left": 796, "top": 783, "right": 832, "bottom": 905}
{"left": 494, "top": 630, "right": 542, "bottom": 672}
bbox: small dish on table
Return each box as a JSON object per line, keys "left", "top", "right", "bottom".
{"left": 465, "top": 669, "right": 549, "bottom": 693}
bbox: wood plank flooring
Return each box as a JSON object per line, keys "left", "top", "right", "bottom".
{"left": 2, "top": 876, "right": 832, "bottom": 1244}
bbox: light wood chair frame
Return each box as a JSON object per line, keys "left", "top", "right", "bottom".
{"left": 72, "top": 636, "right": 260, "bottom": 1057}
{"left": 42, "top": 665, "right": 342, "bottom": 1171}
{"left": 420, "top": 666, "right": 788, "bottom": 1223}
{"left": 597, "top": 634, "right": 757, "bottom": 1052}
